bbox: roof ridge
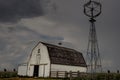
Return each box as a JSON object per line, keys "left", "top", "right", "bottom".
{"left": 41, "top": 42, "right": 78, "bottom": 52}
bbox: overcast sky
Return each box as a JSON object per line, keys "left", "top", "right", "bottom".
{"left": 0, "top": 0, "right": 120, "bottom": 72}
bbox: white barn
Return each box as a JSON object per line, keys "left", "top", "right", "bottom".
{"left": 18, "top": 42, "right": 87, "bottom": 77}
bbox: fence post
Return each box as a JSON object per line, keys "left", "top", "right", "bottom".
{"left": 117, "top": 70, "right": 119, "bottom": 74}
{"left": 77, "top": 71, "right": 80, "bottom": 77}
{"left": 107, "top": 70, "right": 110, "bottom": 80}
{"left": 70, "top": 71, "right": 72, "bottom": 79}
{"left": 56, "top": 71, "right": 58, "bottom": 78}
{"left": 65, "top": 71, "right": 68, "bottom": 78}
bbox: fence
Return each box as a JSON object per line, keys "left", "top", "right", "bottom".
{"left": 50, "top": 71, "right": 87, "bottom": 78}
{"left": 50, "top": 71, "right": 120, "bottom": 80}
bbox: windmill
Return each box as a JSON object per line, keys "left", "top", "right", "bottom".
{"left": 83, "top": 0, "right": 102, "bottom": 79}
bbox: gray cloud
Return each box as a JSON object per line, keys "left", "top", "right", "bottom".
{"left": 0, "top": 0, "right": 120, "bottom": 71}
{"left": 0, "top": 24, "right": 64, "bottom": 70}
{"left": 0, "top": 0, "right": 45, "bottom": 22}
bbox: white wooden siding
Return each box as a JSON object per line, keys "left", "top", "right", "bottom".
{"left": 27, "top": 43, "right": 50, "bottom": 77}
{"left": 18, "top": 65, "right": 27, "bottom": 76}
{"left": 51, "top": 64, "right": 87, "bottom": 72}
{"left": 28, "top": 65, "right": 34, "bottom": 76}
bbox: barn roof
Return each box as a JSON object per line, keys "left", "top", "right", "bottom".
{"left": 41, "top": 42, "right": 87, "bottom": 67}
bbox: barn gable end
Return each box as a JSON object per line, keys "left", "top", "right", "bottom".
{"left": 27, "top": 42, "right": 51, "bottom": 77}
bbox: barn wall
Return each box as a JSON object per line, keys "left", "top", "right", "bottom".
{"left": 51, "top": 64, "right": 87, "bottom": 72}
{"left": 18, "top": 65, "right": 27, "bottom": 76}
{"left": 27, "top": 43, "right": 50, "bottom": 77}
{"left": 27, "top": 65, "right": 34, "bottom": 76}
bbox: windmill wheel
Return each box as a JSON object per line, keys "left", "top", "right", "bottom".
{"left": 84, "top": 1, "right": 102, "bottom": 18}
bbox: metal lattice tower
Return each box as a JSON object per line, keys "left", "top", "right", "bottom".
{"left": 83, "top": 0, "right": 102, "bottom": 75}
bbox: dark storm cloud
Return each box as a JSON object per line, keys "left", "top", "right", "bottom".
{"left": 0, "top": 0, "right": 44, "bottom": 22}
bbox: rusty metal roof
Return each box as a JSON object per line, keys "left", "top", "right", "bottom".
{"left": 42, "top": 42, "right": 87, "bottom": 67}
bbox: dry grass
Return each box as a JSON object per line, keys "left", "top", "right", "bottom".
{"left": 0, "top": 78, "right": 63, "bottom": 80}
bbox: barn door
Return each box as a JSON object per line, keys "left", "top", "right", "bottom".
{"left": 33, "top": 65, "right": 39, "bottom": 77}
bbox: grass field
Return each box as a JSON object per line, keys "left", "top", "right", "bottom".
{"left": 0, "top": 78, "right": 64, "bottom": 80}
{"left": 1, "top": 72, "right": 120, "bottom": 80}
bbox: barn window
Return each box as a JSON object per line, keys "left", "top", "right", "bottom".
{"left": 38, "top": 49, "right": 40, "bottom": 53}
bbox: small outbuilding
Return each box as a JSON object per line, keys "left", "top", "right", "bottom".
{"left": 18, "top": 42, "right": 87, "bottom": 77}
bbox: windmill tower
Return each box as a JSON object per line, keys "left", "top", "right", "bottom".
{"left": 83, "top": 0, "right": 102, "bottom": 77}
